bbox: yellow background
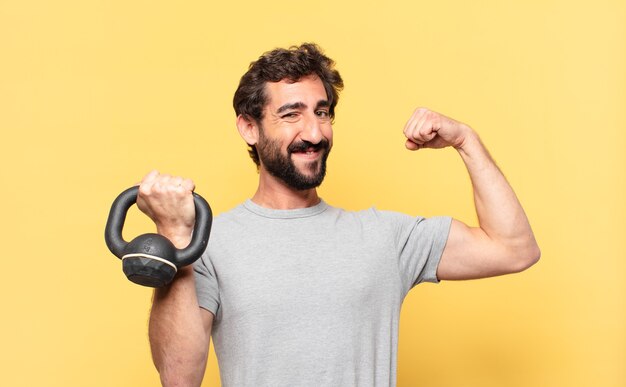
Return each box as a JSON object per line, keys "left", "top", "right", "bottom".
{"left": 1, "top": 0, "right": 624, "bottom": 386}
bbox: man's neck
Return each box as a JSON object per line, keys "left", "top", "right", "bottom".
{"left": 251, "top": 171, "right": 320, "bottom": 210}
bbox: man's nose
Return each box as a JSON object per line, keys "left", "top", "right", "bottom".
{"left": 300, "top": 115, "right": 323, "bottom": 144}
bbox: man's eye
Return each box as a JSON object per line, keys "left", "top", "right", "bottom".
{"left": 282, "top": 113, "right": 298, "bottom": 119}
{"left": 316, "top": 110, "right": 329, "bottom": 117}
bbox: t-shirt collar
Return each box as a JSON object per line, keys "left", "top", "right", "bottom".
{"left": 243, "top": 199, "right": 329, "bottom": 219}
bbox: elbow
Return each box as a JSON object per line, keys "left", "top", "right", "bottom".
{"left": 525, "top": 243, "right": 541, "bottom": 269}
{"left": 531, "top": 243, "right": 541, "bottom": 264}
{"left": 510, "top": 242, "right": 541, "bottom": 273}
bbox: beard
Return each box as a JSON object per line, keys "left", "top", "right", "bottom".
{"left": 256, "top": 130, "right": 330, "bottom": 191}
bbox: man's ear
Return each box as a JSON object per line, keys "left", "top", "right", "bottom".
{"left": 236, "top": 114, "right": 259, "bottom": 146}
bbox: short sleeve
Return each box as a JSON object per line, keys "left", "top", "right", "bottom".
{"left": 394, "top": 214, "right": 452, "bottom": 294}
{"left": 193, "top": 251, "right": 220, "bottom": 316}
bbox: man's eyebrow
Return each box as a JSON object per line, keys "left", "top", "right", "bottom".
{"left": 276, "top": 102, "right": 307, "bottom": 114}
{"left": 275, "top": 100, "right": 330, "bottom": 114}
{"left": 316, "top": 100, "right": 330, "bottom": 109}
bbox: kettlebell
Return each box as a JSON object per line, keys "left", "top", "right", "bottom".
{"left": 104, "top": 186, "right": 212, "bottom": 287}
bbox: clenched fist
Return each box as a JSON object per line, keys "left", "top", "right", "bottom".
{"left": 137, "top": 170, "right": 196, "bottom": 247}
{"left": 403, "top": 108, "right": 473, "bottom": 151}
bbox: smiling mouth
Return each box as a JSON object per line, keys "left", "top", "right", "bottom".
{"left": 289, "top": 140, "right": 327, "bottom": 152}
{"left": 293, "top": 147, "right": 318, "bottom": 154}
{"left": 291, "top": 149, "right": 321, "bottom": 161}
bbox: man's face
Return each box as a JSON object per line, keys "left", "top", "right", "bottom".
{"left": 256, "top": 75, "right": 333, "bottom": 190}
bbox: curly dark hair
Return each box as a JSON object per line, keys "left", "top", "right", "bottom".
{"left": 233, "top": 43, "right": 344, "bottom": 166}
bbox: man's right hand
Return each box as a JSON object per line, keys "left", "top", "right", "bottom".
{"left": 137, "top": 170, "right": 196, "bottom": 249}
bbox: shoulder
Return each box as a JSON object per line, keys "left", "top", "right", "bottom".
{"left": 326, "top": 204, "right": 426, "bottom": 231}
{"left": 210, "top": 202, "right": 253, "bottom": 227}
{"left": 203, "top": 203, "right": 250, "bottom": 244}
{"left": 348, "top": 206, "right": 451, "bottom": 239}
{"left": 346, "top": 206, "right": 422, "bottom": 225}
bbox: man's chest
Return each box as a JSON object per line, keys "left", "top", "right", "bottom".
{"left": 210, "top": 226, "right": 402, "bottom": 324}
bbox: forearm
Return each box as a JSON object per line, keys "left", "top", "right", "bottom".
{"left": 136, "top": 171, "right": 211, "bottom": 385}
{"left": 150, "top": 267, "right": 209, "bottom": 387}
{"left": 149, "top": 232, "right": 210, "bottom": 387}
{"left": 457, "top": 129, "right": 540, "bottom": 259}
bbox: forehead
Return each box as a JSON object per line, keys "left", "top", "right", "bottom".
{"left": 264, "top": 75, "right": 327, "bottom": 109}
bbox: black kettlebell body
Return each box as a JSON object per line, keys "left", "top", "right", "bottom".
{"left": 105, "top": 186, "right": 212, "bottom": 287}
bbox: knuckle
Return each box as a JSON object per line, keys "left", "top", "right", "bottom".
{"left": 138, "top": 185, "right": 152, "bottom": 197}
{"left": 153, "top": 183, "right": 167, "bottom": 194}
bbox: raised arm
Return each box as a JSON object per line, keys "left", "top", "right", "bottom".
{"left": 403, "top": 108, "right": 540, "bottom": 280}
{"left": 137, "top": 170, "right": 213, "bottom": 386}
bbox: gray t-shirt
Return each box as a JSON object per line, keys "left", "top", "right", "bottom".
{"left": 194, "top": 199, "right": 451, "bottom": 387}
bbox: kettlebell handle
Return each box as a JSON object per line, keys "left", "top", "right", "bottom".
{"left": 104, "top": 186, "right": 212, "bottom": 267}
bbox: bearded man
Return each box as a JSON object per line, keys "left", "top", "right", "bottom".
{"left": 137, "top": 43, "right": 540, "bottom": 387}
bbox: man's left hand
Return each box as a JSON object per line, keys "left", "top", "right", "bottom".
{"left": 403, "top": 108, "right": 472, "bottom": 151}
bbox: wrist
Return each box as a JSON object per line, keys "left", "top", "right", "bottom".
{"left": 156, "top": 226, "right": 193, "bottom": 249}
{"left": 455, "top": 126, "right": 480, "bottom": 153}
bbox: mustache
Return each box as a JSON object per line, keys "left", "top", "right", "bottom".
{"left": 287, "top": 139, "right": 330, "bottom": 153}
